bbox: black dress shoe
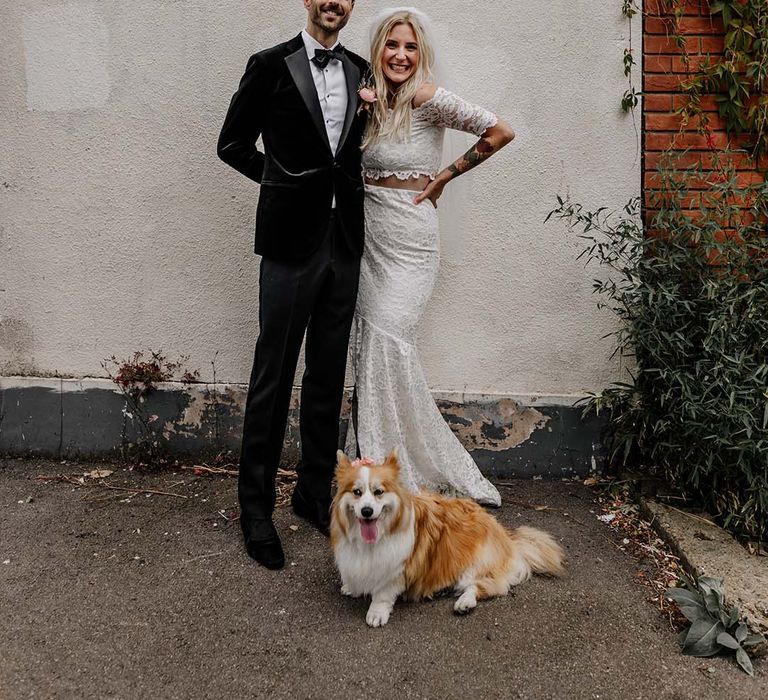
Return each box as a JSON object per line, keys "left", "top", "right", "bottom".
{"left": 291, "top": 487, "right": 331, "bottom": 537}
{"left": 241, "top": 519, "right": 285, "bottom": 570}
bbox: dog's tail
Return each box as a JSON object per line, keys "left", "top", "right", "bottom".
{"left": 506, "top": 526, "right": 566, "bottom": 586}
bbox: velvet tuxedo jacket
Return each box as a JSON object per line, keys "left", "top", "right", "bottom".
{"left": 217, "top": 34, "right": 368, "bottom": 261}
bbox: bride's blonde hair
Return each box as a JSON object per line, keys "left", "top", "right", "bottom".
{"left": 362, "top": 10, "right": 435, "bottom": 150}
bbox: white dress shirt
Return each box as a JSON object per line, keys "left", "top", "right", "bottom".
{"left": 301, "top": 29, "right": 348, "bottom": 155}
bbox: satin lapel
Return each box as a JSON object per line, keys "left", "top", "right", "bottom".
{"left": 285, "top": 46, "right": 332, "bottom": 153}
{"left": 336, "top": 54, "right": 360, "bottom": 155}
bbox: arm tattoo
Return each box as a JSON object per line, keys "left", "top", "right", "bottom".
{"left": 447, "top": 138, "right": 495, "bottom": 180}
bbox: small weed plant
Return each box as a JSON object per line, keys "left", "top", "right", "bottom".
{"left": 548, "top": 152, "right": 768, "bottom": 545}
{"left": 102, "top": 350, "right": 199, "bottom": 459}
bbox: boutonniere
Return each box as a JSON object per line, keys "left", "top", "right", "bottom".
{"left": 357, "top": 73, "right": 377, "bottom": 115}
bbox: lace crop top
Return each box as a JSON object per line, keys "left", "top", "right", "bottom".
{"left": 361, "top": 87, "right": 498, "bottom": 181}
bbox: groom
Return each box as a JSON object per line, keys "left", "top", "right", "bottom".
{"left": 217, "top": 0, "right": 367, "bottom": 569}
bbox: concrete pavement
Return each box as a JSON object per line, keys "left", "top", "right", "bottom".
{"left": 0, "top": 458, "right": 764, "bottom": 699}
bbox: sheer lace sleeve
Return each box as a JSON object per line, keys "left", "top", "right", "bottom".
{"left": 416, "top": 87, "right": 498, "bottom": 136}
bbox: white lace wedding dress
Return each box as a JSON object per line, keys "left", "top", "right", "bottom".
{"left": 345, "top": 87, "right": 502, "bottom": 506}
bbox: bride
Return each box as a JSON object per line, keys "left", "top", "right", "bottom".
{"left": 346, "top": 7, "right": 515, "bottom": 506}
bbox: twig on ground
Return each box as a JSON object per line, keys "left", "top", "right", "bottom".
{"left": 98, "top": 483, "right": 189, "bottom": 499}
{"left": 182, "top": 551, "right": 224, "bottom": 564}
{"left": 165, "top": 480, "right": 187, "bottom": 489}
{"left": 501, "top": 496, "right": 551, "bottom": 511}
{"left": 183, "top": 464, "right": 297, "bottom": 506}
{"left": 662, "top": 504, "right": 716, "bottom": 527}
{"left": 35, "top": 474, "right": 188, "bottom": 499}
{"left": 82, "top": 490, "right": 131, "bottom": 504}
{"left": 275, "top": 467, "right": 297, "bottom": 507}
{"left": 181, "top": 465, "right": 239, "bottom": 477}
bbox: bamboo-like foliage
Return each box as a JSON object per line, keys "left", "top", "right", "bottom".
{"left": 548, "top": 153, "right": 768, "bottom": 544}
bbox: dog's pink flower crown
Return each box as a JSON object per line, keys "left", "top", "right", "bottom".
{"left": 350, "top": 457, "right": 375, "bottom": 468}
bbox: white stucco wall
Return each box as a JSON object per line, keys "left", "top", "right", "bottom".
{"left": 0, "top": 0, "right": 640, "bottom": 397}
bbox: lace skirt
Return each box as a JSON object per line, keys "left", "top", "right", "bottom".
{"left": 345, "top": 184, "right": 501, "bottom": 506}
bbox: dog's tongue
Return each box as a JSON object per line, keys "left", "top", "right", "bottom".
{"left": 359, "top": 518, "right": 378, "bottom": 544}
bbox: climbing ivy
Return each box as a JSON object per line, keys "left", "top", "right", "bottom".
{"left": 621, "top": 1, "right": 641, "bottom": 113}
{"left": 667, "top": 0, "right": 768, "bottom": 160}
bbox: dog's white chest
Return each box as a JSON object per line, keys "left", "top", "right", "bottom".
{"left": 334, "top": 524, "right": 414, "bottom": 595}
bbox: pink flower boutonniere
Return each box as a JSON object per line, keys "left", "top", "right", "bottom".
{"left": 350, "top": 456, "right": 375, "bottom": 468}
{"left": 357, "top": 78, "right": 377, "bottom": 116}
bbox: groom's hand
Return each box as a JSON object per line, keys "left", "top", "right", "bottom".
{"left": 413, "top": 175, "right": 448, "bottom": 209}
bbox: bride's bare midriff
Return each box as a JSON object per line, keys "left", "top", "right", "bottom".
{"left": 364, "top": 174, "right": 431, "bottom": 192}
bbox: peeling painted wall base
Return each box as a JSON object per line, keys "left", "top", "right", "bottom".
{"left": 0, "top": 378, "right": 606, "bottom": 478}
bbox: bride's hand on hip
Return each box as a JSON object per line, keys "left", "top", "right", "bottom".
{"left": 413, "top": 174, "right": 448, "bottom": 209}
{"left": 413, "top": 120, "right": 516, "bottom": 208}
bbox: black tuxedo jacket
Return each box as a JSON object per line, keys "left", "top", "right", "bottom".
{"left": 218, "top": 34, "right": 368, "bottom": 261}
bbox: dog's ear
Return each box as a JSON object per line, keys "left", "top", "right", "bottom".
{"left": 382, "top": 448, "right": 400, "bottom": 473}
{"left": 335, "top": 450, "right": 352, "bottom": 477}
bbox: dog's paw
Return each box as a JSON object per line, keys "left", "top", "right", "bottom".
{"left": 453, "top": 591, "right": 477, "bottom": 615}
{"left": 341, "top": 584, "right": 360, "bottom": 598}
{"left": 365, "top": 605, "right": 391, "bottom": 627}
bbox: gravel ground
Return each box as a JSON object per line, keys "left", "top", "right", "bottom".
{"left": 0, "top": 457, "right": 765, "bottom": 699}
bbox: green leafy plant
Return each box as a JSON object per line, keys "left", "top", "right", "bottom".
{"left": 547, "top": 152, "right": 768, "bottom": 545}
{"left": 666, "top": 576, "right": 765, "bottom": 675}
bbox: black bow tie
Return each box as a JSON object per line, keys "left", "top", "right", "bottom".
{"left": 312, "top": 45, "right": 345, "bottom": 69}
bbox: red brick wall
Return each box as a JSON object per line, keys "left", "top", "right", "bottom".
{"left": 642, "top": 0, "right": 764, "bottom": 217}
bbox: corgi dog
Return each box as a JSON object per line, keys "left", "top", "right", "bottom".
{"left": 330, "top": 450, "right": 566, "bottom": 627}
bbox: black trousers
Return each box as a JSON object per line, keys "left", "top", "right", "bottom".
{"left": 238, "top": 214, "right": 360, "bottom": 522}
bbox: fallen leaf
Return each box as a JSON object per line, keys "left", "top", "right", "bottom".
{"left": 289, "top": 525, "right": 299, "bottom": 532}
{"left": 87, "top": 469, "right": 113, "bottom": 479}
